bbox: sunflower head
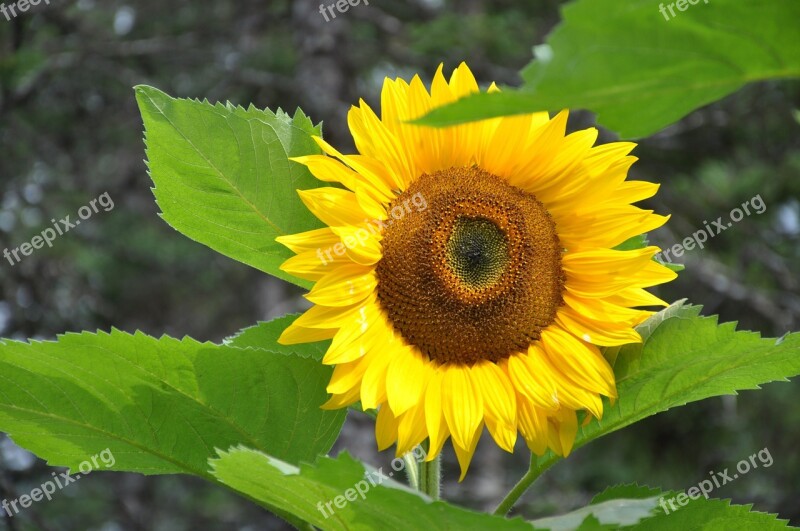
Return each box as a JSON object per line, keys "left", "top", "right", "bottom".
{"left": 376, "top": 166, "right": 565, "bottom": 365}
{"left": 277, "top": 63, "right": 676, "bottom": 479}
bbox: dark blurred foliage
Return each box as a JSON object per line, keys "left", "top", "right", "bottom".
{"left": 0, "top": 0, "right": 798, "bottom": 529}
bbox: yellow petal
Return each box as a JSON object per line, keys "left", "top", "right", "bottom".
{"left": 360, "top": 347, "right": 393, "bottom": 410}
{"left": 504, "top": 349, "right": 559, "bottom": 411}
{"left": 291, "top": 154, "right": 393, "bottom": 203}
{"left": 348, "top": 102, "right": 413, "bottom": 190}
{"left": 311, "top": 136, "right": 399, "bottom": 197}
{"left": 291, "top": 299, "right": 368, "bottom": 329}
{"left": 323, "top": 300, "right": 386, "bottom": 364}
{"left": 424, "top": 368, "right": 450, "bottom": 461}
{"left": 562, "top": 246, "right": 660, "bottom": 279}
{"left": 448, "top": 61, "right": 479, "bottom": 99}
{"left": 278, "top": 323, "right": 336, "bottom": 345}
{"left": 453, "top": 421, "right": 483, "bottom": 481}
{"left": 518, "top": 344, "right": 605, "bottom": 418}
{"left": 564, "top": 246, "right": 671, "bottom": 298}
{"left": 511, "top": 110, "right": 570, "bottom": 189}
{"left": 376, "top": 404, "right": 399, "bottom": 451}
{"left": 304, "top": 264, "right": 376, "bottom": 307}
{"left": 555, "top": 308, "right": 642, "bottom": 347}
{"left": 279, "top": 248, "right": 352, "bottom": 281}
{"left": 606, "top": 287, "right": 669, "bottom": 308}
{"left": 327, "top": 356, "right": 369, "bottom": 395}
{"left": 472, "top": 361, "right": 517, "bottom": 452}
{"left": 540, "top": 327, "right": 616, "bottom": 399}
{"left": 396, "top": 402, "right": 428, "bottom": 455}
{"left": 321, "top": 385, "right": 360, "bottom": 410}
{"left": 555, "top": 409, "right": 578, "bottom": 457}
{"left": 563, "top": 292, "right": 649, "bottom": 324}
{"left": 297, "top": 187, "right": 372, "bottom": 228}
{"left": 386, "top": 346, "right": 429, "bottom": 416}
{"left": 276, "top": 227, "right": 339, "bottom": 254}
{"left": 559, "top": 209, "right": 670, "bottom": 251}
{"left": 330, "top": 224, "right": 384, "bottom": 266}
{"left": 606, "top": 180, "right": 660, "bottom": 205}
{"left": 441, "top": 365, "right": 483, "bottom": 450}
{"left": 516, "top": 395, "right": 548, "bottom": 455}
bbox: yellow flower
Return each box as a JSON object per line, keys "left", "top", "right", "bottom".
{"left": 277, "top": 63, "right": 676, "bottom": 479}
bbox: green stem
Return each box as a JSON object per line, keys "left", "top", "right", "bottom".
{"left": 402, "top": 451, "right": 421, "bottom": 491}
{"left": 418, "top": 449, "right": 441, "bottom": 500}
{"left": 493, "top": 451, "right": 561, "bottom": 516}
{"left": 404, "top": 441, "right": 440, "bottom": 500}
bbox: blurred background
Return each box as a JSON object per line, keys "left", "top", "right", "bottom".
{"left": 0, "top": 0, "right": 798, "bottom": 529}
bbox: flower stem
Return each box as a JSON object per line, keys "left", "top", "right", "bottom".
{"left": 402, "top": 451, "right": 420, "bottom": 491}
{"left": 405, "top": 441, "right": 440, "bottom": 500}
{"left": 493, "top": 451, "right": 560, "bottom": 516}
{"left": 418, "top": 449, "right": 441, "bottom": 501}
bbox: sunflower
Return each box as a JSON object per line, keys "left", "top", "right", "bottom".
{"left": 276, "top": 63, "right": 676, "bottom": 479}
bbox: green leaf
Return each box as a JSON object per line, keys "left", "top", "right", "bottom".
{"left": 582, "top": 301, "right": 800, "bottom": 452}
{"left": 224, "top": 313, "right": 329, "bottom": 361}
{"left": 601, "top": 299, "right": 691, "bottom": 367}
{"left": 531, "top": 483, "right": 791, "bottom": 530}
{"left": 135, "top": 85, "right": 326, "bottom": 289}
{"left": 502, "top": 304, "right": 799, "bottom": 516}
{"left": 224, "top": 317, "right": 379, "bottom": 418}
{"left": 211, "top": 447, "right": 532, "bottom": 531}
{"left": 531, "top": 496, "right": 660, "bottom": 530}
{"left": 628, "top": 497, "right": 791, "bottom": 530}
{"left": 591, "top": 484, "right": 664, "bottom": 506}
{"left": 0, "top": 330, "right": 345, "bottom": 477}
{"left": 416, "top": 0, "right": 800, "bottom": 138}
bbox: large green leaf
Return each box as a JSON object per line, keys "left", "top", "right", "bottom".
{"left": 583, "top": 302, "right": 800, "bottom": 448}
{"left": 416, "top": 0, "right": 800, "bottom": 138}
{"left": 224, "top": 313, "right": 329, "bottom": 361}
{"left": 517, "top": 302, "right": 800, "bottom": 506}
{"left": 0, "top": 329, "right": 345, "bottom": 477}
{"left": 532, "top": 483, "right": 661, "bottom": 530}
{"left": 211, "top": 447, "right": 532, "bottom": 531}
{"left": 531, "top": 484, "right": 791, "bottom": 530}
{"left": 135, "top": 85, "right": 326, "bottom": 288}
{"left": 211, "top": 449, "right": 792, "bottom": 530}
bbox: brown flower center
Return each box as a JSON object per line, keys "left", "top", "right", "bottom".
{"left": 375, "top": 166, "right": 564, "bottom": 366}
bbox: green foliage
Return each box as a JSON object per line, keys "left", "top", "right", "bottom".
{"left": 225, "top": 313, "right": 329, "bottom": 361}
{"left": 416, "top": 0, "right": 800, "bottom": 138}
{"left": 532, "top": 494, "right": 661, "bottom": 530}
{"left": 136, "top": 85, "right": 326, "bottom": 289}
{"left": 211, "top": 449, "right": 790, "bottom": 531}
{"left": 513, "top": 301, "right": 800, "bottom": 516}
{"left": 2, "top": 0, "right": 798, "bottom": 527}
{"left": 530, "top": 483, "right": 789, "bottom": 530}
{"left": 0, "top": 328, "right": 345, "bottom": 476}
{"left": 210, "top": 447, "right": 533, "bottom": 531}
{"left": 583, "top": 301, "right": 800, "bottom": 451}
{"left": 595, "top": 303, "right": 798, "bottom": 442}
